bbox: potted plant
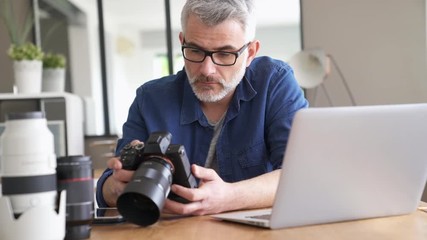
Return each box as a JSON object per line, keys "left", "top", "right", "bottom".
{"left": 42, "top": 52, "right": 66, "bottom": 92}
{"left": 8, "top": 43, "right": 44, "bottom": 94}
{"left": 1, "top": 0, "right": 44, "bottom": 94}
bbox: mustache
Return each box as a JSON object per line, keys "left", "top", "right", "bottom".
{"left": 192, "top": 75, "right": 220, "bottom": 83}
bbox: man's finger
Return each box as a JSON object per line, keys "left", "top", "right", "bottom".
{"left": 171, "top": 184, "right": 204, "bottom": 202}
{"left": 113, "top": 169, "right": 134, "bottom": 182}
{"left": 164, "top": 198, "right": 203, "bottom": 215}
{"left": 107, "top": 157, "right": 122, "bottom": 169}
{"left": 130, "top": 139, "right": 143, "bottom": 145}
{"left": 192, "top": 164, "right": 218, "bottom": 181}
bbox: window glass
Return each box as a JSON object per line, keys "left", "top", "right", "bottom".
{"left": 101, "top": 0, "right": 168, "bottom": 136}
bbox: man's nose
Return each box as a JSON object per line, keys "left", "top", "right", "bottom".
{"left": 198, "top": 56, "right": 217, "bottom": 75}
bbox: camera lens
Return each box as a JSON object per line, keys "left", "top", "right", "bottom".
{"left": 0, "top": 111, "right": 57, "bottom": 218}
{"left": 57, "top": 155, "right": 94, "bottom": 240}
{"left": 117, "top": 157, "right": 173, "bottom": 226}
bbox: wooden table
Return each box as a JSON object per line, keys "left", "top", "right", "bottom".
{"left": 90, "top": 205, "right": 427, "bottom": 240}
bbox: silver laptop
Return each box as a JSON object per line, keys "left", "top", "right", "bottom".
{"left": 211, "top": 103, "right": 427, "bottom": 229}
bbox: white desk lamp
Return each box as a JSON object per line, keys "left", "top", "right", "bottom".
{"left": 288, "top": 48, "right": 356, "bottom": 106}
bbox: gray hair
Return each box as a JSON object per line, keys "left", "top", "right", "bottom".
{"left": 181, "top": 0, "right": 256, "bottom": 42}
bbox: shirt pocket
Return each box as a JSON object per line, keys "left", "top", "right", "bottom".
{"left": 236, "top": 141, "right": 268, "bottom": 176}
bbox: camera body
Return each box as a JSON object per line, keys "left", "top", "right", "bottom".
{"left": 116, "top": 131, "right": 197, "bottom": 226}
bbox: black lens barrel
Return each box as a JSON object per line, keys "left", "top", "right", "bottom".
{"left": 57, "top": 155, "right": 94, "bottom": 240}
{"left": 117, "top": 158, "right": 173, "bottom": 226}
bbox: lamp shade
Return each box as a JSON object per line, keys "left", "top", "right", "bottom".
{"left": 288, "top": 49, "right": 329, "bottom": 89}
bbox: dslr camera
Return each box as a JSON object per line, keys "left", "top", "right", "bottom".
{"left": 116, "top": 131, "right": 198, "bottom": 226}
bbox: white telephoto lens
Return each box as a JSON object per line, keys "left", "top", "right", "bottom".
{"left": 0, "top": 112, "right": 57, "bottom": 216}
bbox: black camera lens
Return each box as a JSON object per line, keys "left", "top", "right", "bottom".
{"left": 117, "top": 157, "right": 173, "bottom": 226}
{"left": 57, "top": 156, "right": 94, "bottom": 240}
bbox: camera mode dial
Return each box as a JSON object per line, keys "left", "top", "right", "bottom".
{"left": 120, "top": 143, "right": 145, "bottom": 170}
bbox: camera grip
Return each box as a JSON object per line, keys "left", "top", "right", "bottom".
{"left": 166, "top": 144, "right": 198, "bottom": 189}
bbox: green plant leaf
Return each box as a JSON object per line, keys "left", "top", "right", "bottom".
{"left": 1, "top": 0, "right": 17, "bottom": 44}
{"left": 20, "top": 7, "right": 34, "bottom": 45}
{"left": 8, "top": 43, "right": 44, "bottom": 61}
{"left": 43, "top": 52, "right": 66, "bottom": 68}
{"left": 0, "top": 0, "right": 34, "bottom": 45}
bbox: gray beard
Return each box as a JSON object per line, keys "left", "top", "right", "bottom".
{"left": 186, "top": 62, "right": 247, "bottom": 103}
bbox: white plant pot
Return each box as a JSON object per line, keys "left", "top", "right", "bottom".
{"left": 13, "top": 60, "right": 43, "bottom": 94}
{"left": 42, "top": 68, "right": 65, "bottom": 92}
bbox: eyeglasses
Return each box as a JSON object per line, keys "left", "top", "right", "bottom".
{"left": 181, "top": 42, "right": 251, "bottom": 66}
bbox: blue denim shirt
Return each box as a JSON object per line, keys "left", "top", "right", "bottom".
{"left": 96, "top": 56, "right": 308, "bottom": 207}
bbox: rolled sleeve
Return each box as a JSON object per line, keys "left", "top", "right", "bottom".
{"left": 95, "top": 168, "right": 114, "bottom": 207}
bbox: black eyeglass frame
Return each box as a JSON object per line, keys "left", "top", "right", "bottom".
{"left": 181, "top": 42, "right": 251, "bottom": 66}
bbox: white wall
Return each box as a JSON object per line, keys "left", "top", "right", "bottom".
{"left": 301, "top": 0, "right": 427, "bottom": 107}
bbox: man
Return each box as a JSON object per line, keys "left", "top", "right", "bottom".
{"left": 97, "top": 0, "right": 308, "bottom": 216}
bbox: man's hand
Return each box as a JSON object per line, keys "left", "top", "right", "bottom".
{"left": 163, "top": 165, "right": 280, "bottom": 216}
{"left": 102, "top": 140, "right": 141, "bottom": 206}
{"left": 164, "top": 164, "right": 235, "bottom": 215}
{"left": 102, "top": 158, "right": 133, "bottom": 206}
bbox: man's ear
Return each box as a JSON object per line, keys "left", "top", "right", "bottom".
{"left": 179, "top": 32, "right": 184, "bottom": 44}
{"left": 245, "top": 40, "right": 260, "bottom": 67}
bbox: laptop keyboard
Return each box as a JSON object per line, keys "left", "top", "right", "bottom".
{"left": 246, "top": 214, "right": 271, "bottom": 220}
